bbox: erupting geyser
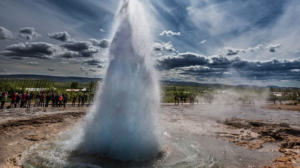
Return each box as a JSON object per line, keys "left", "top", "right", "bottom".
{"left": 76, "top": 0, "right": 161, "bottom": 161}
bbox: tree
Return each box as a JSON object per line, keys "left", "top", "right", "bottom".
{"left": 70, "top": 82, "right": 79, "bottom": 89}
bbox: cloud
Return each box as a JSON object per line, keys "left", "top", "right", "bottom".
{"left": 157, "top": 52, "right": 209, "bottom": 69}
{"left": 1, "top": 42, "right": 57, "bottom": 59}
{"left": 160, "top": 31, "right": 181, "bottom": 36}
{"left": 27, "top": 62, "right": 39, "bottom": 65}
{"left": 97, "top": 65, "right": 104, "bottom": 68}
{"left": 266, "top": 44, "right": 281, "bottom": 52}
{"left": 80, "top": 67, "right": 86, "bottom": 71}
{"left": 82, "top": 58, "right": 105, "bottom": 66}
{"left": 200, "top": 40, "right": 206, "bottom": 44}
{"left": 48, "top": 31, "right": 71, "bottom": 42}
{"left": 216, "top": 45, "right": 265, "bottom": 56}
{"left": 89, "top": 39, "right": 109, "bottom": 48}
{"left": 0, "top": 27, "right": 13, "bottom": 40}
{"left": 154, "top": 41, "right": 176, "bottom": 51}
{"left": 60, "top": 61, "right": 69, "bottom": 65}
{"left": 60, "top": 40, "right": 99, "bottom": 57}
{"left": 47, "top": 68, "right": 55, "bottom": 71}
{"left": 0, "top": 69, "right": 7, "bottom": 72}
{"left": 99, "top": 29, "right": 105, "bottom": 32}
{"left": 61, "top": 41, "right": 90, "bottom": 51}
{"left": 89, "top": 68, "right": 100, "bottom": 72}
{"left": 58, "top": 51, "right": 82, "bottom": 58}
{"left": 19, "top": 27, "right": 41, "bottom": 40}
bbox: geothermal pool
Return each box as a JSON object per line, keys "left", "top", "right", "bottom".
{"left": 15, "top": 104, "right": 292, "bottom": 168}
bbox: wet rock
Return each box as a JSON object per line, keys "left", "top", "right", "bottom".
{"left": 263, "top": 136, "right": 276, "bottom": 142}
{"left": 5, "top": 154, "right": 21, "bottom": 167}
{"left": 24, "top": 135, "right": 47, "bottom": 141}
{"left": 236, "top": 140, "right": 264, "bottom": 150}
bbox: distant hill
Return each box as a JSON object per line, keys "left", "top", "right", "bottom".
{"left": 0, "top": 74, "right": 102, "bottom": 83}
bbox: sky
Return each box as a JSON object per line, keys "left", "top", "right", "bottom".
{"left": 0, "top": 0, "right": 300, "bottom": 87}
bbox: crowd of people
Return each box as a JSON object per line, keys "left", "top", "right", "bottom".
{"left": 174, "top": 95, "right": 199, "bottom": 105}
{"left": 0, "top": 91, "right": 94, "bottom": 109}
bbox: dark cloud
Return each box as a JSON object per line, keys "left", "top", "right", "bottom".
{"left": 156, "top": 52, "right": 209, "bottom": 70}
{"left": 47, "top": 68, "right": 55, "bottom": 71}
{"left": 89, "top": 39, "right": 109, "bottom": 48}
{"left": 61, "top": 41, "right": 90, "bottom": 51}
{"left": 82, "top": 59, "right": 104, "bottom": 66}
{"left": 60, "top": 41, "right": 99, "bottom": 58}
{"left": 0, "top": 27, "right": 13, "bottom": 40}
{"left": 19, "top": 27, "right": 41, "bottom": 40}
{"left": 89, "top": 68, "right": 100, "bottom": 72}
{"left": 97, "top": 65, "right": 104, "bottom": 68}
{"left": 1, "top": 42, "right": 57, "bottom": 59}
{"left": 266, "top": 44, "right": 281, "bottom": 52}
{"left": 48, "top": 31, "right": 71, "bottom": 42}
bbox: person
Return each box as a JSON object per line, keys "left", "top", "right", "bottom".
{"left": 56, "top": 94, "right": 60, "bottom": 107}
{"left": 78, "top": 95, "right": 81, "bottom": 107}
{"left": 20, "top": 92, "right": 26, "bottom": 108}
{"left": 59, "top": 94, "right": 63, "bottom": 107}
{"left": 63, "top": 94, "right": 68, "bottom": 107}
{"left": 10, "top": 93, "right": 15, "bottom": 108}
{"left": 45, "top": 93, "right": 51, "bottom": 107}
{"left": 174, "top": 95, "right": 178, "bottom": 105}
{"left": 82, "top": 94, "right": 86, "bottom": 105}
{"left": 1, "top": 92, "right": 7, "bottom": 109}
{"left": 34, "top": 92, "right": 41, "bottom": 107}
{"left": 81, "top": 94, "right": 85, "bottom": 106}
{"left": 196, "top": 96, "right": 199, "bottom": 105}
{"left": 40, "top": 93, "right": 45, "bottom": 107}
{"left": 27, "top": 92, "right": 34, "bottom": 108}
{"left": 51, "top": 93, "right": 56, "bottom": 107}
{"left": 72, "top": 95, "right": 77, "bottom": 107}
{"left": 24, "top": 92, "right": 29, "bottom": 108}
{"left": 15, "top": 93, "right": 21, "bottom": 108}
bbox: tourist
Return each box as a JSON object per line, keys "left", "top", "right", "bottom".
{"left": 45, "top": 93, "right": 51, "bottom": 107}
{"left": 72, "top": 95, "right": 77, "bottom": 107}
{"left": 27, "top": 92, "right": 34, "bottom": 108}
{"left": 81, "top": 94, "right": 85, "bottom": 106}
{"left": 59, "top": 94, "right": 63, "bottom": 107}
{"left": 40, "top": 93, "right": 45, "bottom": 107}
{"left": 1, "top": 92, "right": 7, "bottom": 109}
{"left": 34, "top": 92, "right": 41, "bottom": 107}
{"left": 81, "top": 93, "right": 86, "bottom": 106}
{"left": 56, "top": 94, "right": 60, "bottom": 107}
{"left": 24, "top": 92, "right": 30, "bottom": 108}
{"left": 15, "top": 93, "right": 21, "bottom": 108}
{"left": 63, "top": 94, "right": 68, "bottom": 107}
{"left": 10, "top": 92, "right": 16, "bottom": 108}
{"left": 78, "top": 94, "right": 82, "bottom": 107}
{"left": 20, "top": 92, "right": 26, "bottom": 108}
{"left": 51, "top": 93, "right": 56, "bottom": 107}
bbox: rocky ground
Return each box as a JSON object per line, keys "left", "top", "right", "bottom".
{"left": 0, "top": 107, "right": 89, "bottom": 168}
{"left": 0, "top": 103, "right": 299, "bottom": 168}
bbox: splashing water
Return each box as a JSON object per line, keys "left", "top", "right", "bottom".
{"left": 76, "top": 0, "right": 161, "bottom": 161}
